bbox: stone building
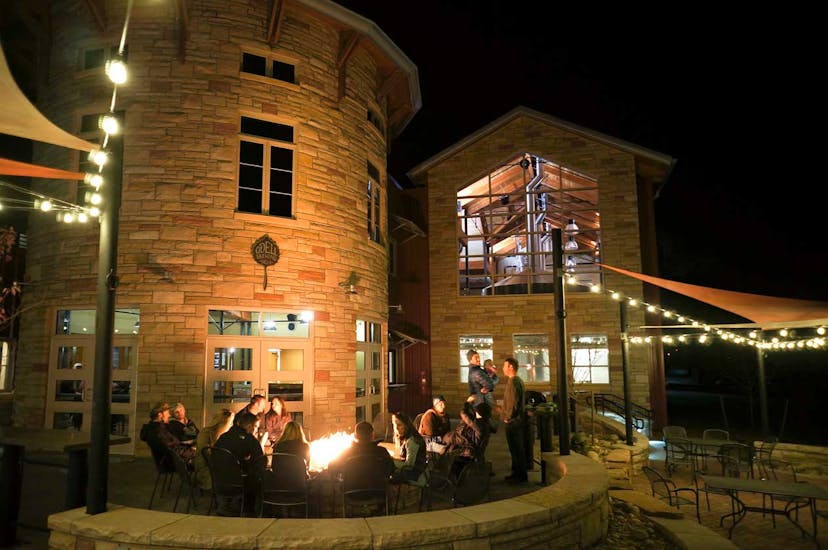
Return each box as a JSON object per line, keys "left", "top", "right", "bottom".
{"left": 5, "top": 1, "right": 675, "bottom": 452}
{"left": 407, "top": 107, "right": 673, "bottom": 421}
{"left": 11, "top": 0, "right": 420, "bottom": 453}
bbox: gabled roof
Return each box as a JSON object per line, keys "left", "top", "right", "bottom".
{"left": 407, "top": 106, "right": 675, "bottom": 188}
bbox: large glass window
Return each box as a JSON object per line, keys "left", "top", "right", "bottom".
{"left": 458, "top": 335, "right": 493, "bottom": 383}
{"left": 240, "top": 51, "right": 297, "bottom": 84}
{"left": 208, "top": 310, "right": 310, "bottom": 338}
{"left": 367, "top": 161, "right": 382, "bottom": 243}
{"left": 356, "top": 320, "right": 383, "bottom": 424}
{"left": 56, "top": 309, "right": 140, "bottom": 335}
{"left": 571, "top": 334, "right": 610, "bottom": 384}
{"left": 512, "top": 334, "right": 550, "bottom": 383}
{"left": 456, "top": 154, "right": 600, "bottom": 295}
{"left": 237, "top": 116, "right": 294, "bottom": 217}
{"left": 0, "top": 341, "right": 10, "bottom": 391}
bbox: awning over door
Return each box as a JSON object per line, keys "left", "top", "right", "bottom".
{"left": 389, "top": 329, "right": 427, "bottom": 350}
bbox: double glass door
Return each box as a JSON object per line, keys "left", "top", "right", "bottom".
{"left": 205, "top": 337, "right": 312, "bottom": 435}
{"left": 45, "top": 335, "right": 138, "bottom": 453}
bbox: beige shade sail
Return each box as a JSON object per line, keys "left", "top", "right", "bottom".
{"left": 600, "top": 263, "right": 828, "bottom": 330}
{"left": 0, "top": 46, "right": 98, "bottom": 153}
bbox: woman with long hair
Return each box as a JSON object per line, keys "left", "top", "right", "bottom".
{"left": 264, "top": 395, "right": 291, "bottom": 444}
{"left": 273, "top": 420, "right": 310, "bottom": 466}
{"left": 195, "top": 408, "right": 235, "bottom": 490}
{"left": 391, "top": 411, "right": 426, "bottom": 483}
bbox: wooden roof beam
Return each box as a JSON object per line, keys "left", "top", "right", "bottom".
{"left": 267, "top": 0, "right": 285, "bottom": 45}
{"left": 337, "top": 31, "right": 360, "bottom": 101}
{"left": 175, "top": 0, "right": 190, "bottom": 61}
{"left": 83, "top": 0, "right": 106, "bottom": 32}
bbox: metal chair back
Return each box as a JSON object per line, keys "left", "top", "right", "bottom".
{"left": 169, "top": 449, "right": 197, "bottom": 513}
{"left": 341, "top": 453, "right": 390, "bottom": 516}
{"left": 205, "top": 446, "right": 246, "bottom": 516}
{"left": 662, "top": 425, "right": 687, "bottom": 441}
{"left": 261, "top": 452, "right": 309, "bottom": 517}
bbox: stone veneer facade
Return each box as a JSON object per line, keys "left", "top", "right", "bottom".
{"left": 14, "top": 0, "right": 419, "bottom": 446}
{"left": 410, "top": 110, "right": 670, "bottom": 414}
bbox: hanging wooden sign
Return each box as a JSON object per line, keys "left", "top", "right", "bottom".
{"left": 251, "top": 234, "right": 280, "bottom": 289}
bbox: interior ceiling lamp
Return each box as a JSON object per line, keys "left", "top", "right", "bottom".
{"left": 564, "top": 218, "right": 579, "bottom": 233}
{"left": 564, "top": 236, "right": 579, "bottom": 251}
{"left": 565, "top": 255, "right": 576, "bottom": 272}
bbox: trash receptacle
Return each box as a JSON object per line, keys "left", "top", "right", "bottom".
{"left": 0, "top": 443, "right": 24, "bottom": 547}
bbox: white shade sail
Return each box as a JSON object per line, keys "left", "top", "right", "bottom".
{"left": 0, "top": 45, "right": 98, "bottom": 153}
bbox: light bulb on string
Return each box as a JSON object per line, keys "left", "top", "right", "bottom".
{"left": 89, "top": 150, "right": 108, "bottom": 167}
{"left": 99, "top": 115, "right": 120, "bottom": 135}
{"left": 105, "top": 58, "right": 128, "bottom": 84}
{"left": 84, "top": 173, "right": 103, "bottom": 190}
{"left": 89, "top": 206, "right": 101, "bottom": 217}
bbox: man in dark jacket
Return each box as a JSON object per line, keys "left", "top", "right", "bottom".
{"left": 501, "top": 357, "right": 528, "bottom": 483}
{"left": 216, "top": 411, "right": 265, "bottom": 515}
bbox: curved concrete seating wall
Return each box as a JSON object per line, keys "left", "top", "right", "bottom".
{"left": 48, "top": 453, "right": 609, "bottom": 550}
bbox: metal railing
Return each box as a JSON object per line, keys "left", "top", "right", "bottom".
{"left": 590, "top": 393, "right": 652, "bottom": 432}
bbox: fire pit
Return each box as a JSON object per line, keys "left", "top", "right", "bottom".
{"left": 307, "top": 431, "right": 356, "bottom": 472}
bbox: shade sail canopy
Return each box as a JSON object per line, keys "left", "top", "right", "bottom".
{"left": 0, "top": 157, "right": 85, "bottom": 180}
{"left": 601, "top": 263, "right": 828, "bottom": 330}
{"left": 0, "top": 46, "right": 98, "bottom": 153}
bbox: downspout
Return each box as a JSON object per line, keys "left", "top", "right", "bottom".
{"left": 524, "top": 156, "right": 543, "bottom": 273}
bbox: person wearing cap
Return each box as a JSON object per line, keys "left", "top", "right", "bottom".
{"left": 419, "top": 395, "right": 451, "bottom": 453}
{"left": 139, "top": 401, "right": 196, "bottom": 468}
{"left": 329, "top": 421, "right": 394, "bottom": 477}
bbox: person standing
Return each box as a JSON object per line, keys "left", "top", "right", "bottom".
{"left": 467, "top": 349, "right": 498, "bottom": 407}
{"left": 501, "top": 357, "right": 528, "bottom": 483}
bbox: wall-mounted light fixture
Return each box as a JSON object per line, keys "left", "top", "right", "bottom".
{"left": 339, "top": 271, "right": 360, "bottom": 294}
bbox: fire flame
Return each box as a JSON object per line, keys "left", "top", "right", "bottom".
{"left": 308, "top": 431, "right": 355, "bottom": 472}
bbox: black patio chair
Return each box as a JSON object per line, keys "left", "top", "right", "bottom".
{"left": 642, "top": 466, "right": 700, "bottom": 523}
{"left": 261, "top": 452, "right": 309, "bottom": 518}
{"left": 205, "top": 446, "right": 246, "bottom": 517}
{"left": 665, "top": 437, "right": 698, "bottom": 476}
{"left": 147, "top": 444, "right": 175, "bottom": 510}
{"left": 719, "top": 443, "right": 754, "bottom": 479}
{"left": 754, "top": 436, "right": 779, "bottom": 480}
{"left": 341, "top": 454, "right": 391, "bottom": 517}
{"left": 169, "top": 449, "right": 198, "bottom": 513}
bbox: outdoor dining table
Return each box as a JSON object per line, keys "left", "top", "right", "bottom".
{"left": 701, "top": 474, "right": 828, "bottom": 547}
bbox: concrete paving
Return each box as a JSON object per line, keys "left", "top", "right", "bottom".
{"left": 8, "top": 427, "right": 827, "bottom": 549}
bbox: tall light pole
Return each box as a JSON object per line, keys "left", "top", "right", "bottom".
{"left": 552, "top": 229, "right": 570, "bottom": 455}
{"left": 87, "top": 136, "right": 123, "bottom": 515}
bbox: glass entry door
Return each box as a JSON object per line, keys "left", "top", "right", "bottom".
{"left": 45, "top": 335, "right": 138, "bottom": 454}
{"left": 205, "top": 337, "right": 312, "bottom": 434}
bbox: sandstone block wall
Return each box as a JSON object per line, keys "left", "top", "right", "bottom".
{"left": 17, "top": 0, "right": 397, "bottom": 442}
{"left": 423, "top": 115, "right": 653, "bottom": 414}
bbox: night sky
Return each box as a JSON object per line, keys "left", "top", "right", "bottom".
{"left": 336, "top": 1, "right": 828, "bottom": 306}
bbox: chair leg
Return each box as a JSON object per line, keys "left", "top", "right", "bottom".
{"left": 393, "top": 484, "right": 402, "bottom": 514}
{"left": 173, "top": 477, "right": 183, "bottom": 512}
{"left": 148, "top": 472, "right": 162, "bottom": 510}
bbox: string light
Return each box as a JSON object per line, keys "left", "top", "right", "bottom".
{"left": 561, "top": 274, "right": 828, "bottom": 352}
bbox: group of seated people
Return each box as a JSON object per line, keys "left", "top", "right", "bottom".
{"left": 140, "top": 394, "right": 308, "bottom": 514}
{"left": 140, "top": 392, "right": 492, "bottom": 516}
